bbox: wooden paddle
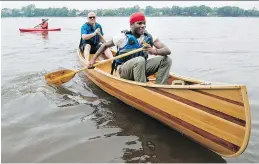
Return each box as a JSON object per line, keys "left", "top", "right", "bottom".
{"left": 45, "top": 46, "right": 148, "bottom": 86}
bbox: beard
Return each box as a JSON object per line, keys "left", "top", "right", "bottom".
{"left": 132, "top": 27, "right": 144, "bottom": 37}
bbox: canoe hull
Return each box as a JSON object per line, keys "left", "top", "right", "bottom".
{"left": 19, "top": 28, "right": 61, "bottom": 32}
{"left": 77, "top": 49, "right": 251, "bottom": 157}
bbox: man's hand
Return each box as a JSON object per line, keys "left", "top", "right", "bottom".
{"left": 142, "top": 41, "right": 151, "bottom": 49}
{"left": 94, "top": 28, "right": 100, "bottom": 36}
{"left": 146, "top": 48, "right": 158, "bottom": 56}
{"left": 142, "top": 42, "right": 158, "bottom": 55}
{"left": 87, "top": 58, "right": 95, "bottom": 68}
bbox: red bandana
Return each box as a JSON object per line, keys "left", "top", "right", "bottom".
{"left": 130, "top": 12, "right": 146, "bottom": 25}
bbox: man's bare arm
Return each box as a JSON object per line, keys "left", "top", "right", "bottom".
{"left": 82, "top": 28, "right": 100, "bottom": 40}
{"left": 153, "top": 39, "right": 171, "bottom": 56}
{"left": 89, "top": 40, "right": 115, "bottom": 64}
{"left": 82, "top": 33, "right": 97, "bottom": 40}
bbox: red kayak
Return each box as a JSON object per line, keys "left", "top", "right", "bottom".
{"left": 19, "top": 28, "right": 61, "bottom": 32}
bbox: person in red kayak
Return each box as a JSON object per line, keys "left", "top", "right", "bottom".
{"left": 40, "top": 19, "right": 48, "bottom": 29}
{"left": 35, "top": 19, "right": 48, "bottom": 29}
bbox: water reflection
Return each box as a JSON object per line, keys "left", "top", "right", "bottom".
{"left": 84, "top": 80, "right": 226, "bottom": 163}
{"left": 19, "top": 31, "right": 49, "bottom": 40}
{"left": 41, "top": 31, "right": 48, "bottom": 39}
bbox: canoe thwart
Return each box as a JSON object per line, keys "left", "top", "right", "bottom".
{"left": 172, "top": 80, "right": 185, "bottom": 85}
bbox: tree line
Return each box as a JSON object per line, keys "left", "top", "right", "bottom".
{"left": 2, "top": 4, "right": 259, "bottom": 17}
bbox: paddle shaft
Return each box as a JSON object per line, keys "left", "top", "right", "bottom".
{"left": 45, "top": 46, "right": 146, "bottom": 85}
{"left": 76, "top": 47, "right": 145, "bottom": 73}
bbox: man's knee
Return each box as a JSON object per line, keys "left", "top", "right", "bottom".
{"left": 133, "top": 57, "right": 146, "bottom": 66}
{"left": 164, "top": 56, "right": 172, "bottom": 65}
{"left": 158, "top": 56, "right": 172, "bottom": 66}
{"left": 84, "top": 44, "right": 91, "bottom": 53}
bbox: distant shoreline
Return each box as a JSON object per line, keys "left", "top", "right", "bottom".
{"left": 2, "top": 16, "right": 259, "bottom": 18}
{"left": 2, "top": 4, "right": 259, "bottom": 17}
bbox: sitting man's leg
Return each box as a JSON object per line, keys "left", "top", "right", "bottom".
{"left": 146, "top": 56, "right": 172, "bottom": 84}
{"left": 103, "top": 48, "right": 114, "bottom": 59}
{"left": 83, "top": 44, "right": 91, "bottom": 60}
{"left": 92, "top": 43, "right": 113, "bottom": 60}
{"left": 119, "top": 56, "right": 147, "bottom": 83}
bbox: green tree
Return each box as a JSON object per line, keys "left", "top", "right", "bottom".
{"left": 197, "top": 5, "right": 212, "bottom": 16}
{"left": 145, "top": 6, "right": 155, "bottom": 16}
{"left": 2, "top": 4, "right": 259, "bottom": 17}
{"left": 161, "top": 7, "right": 171, "bottom": 16}
{"left": 171, "top": 6, "right": 181, "bottom": 16}
{"left": 10, "top": 9, "right": 21, "bottom": 17}
{"left": 68, "top": 9, "right": 77, "bottom": 17}
{"left": 21, "top": 4, "right": 36, "bottom": 17}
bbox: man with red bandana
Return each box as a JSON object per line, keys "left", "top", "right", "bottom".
{"left": 89, "top": 12, "right": 172, "bottom": 84}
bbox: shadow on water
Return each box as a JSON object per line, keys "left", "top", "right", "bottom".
{"left": 80, "top": 76, "right": 226, "bottom": 163}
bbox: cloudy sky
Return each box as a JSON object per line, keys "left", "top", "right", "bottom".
{"left": 1, "top": 1, "right": 259, "bottom": 10}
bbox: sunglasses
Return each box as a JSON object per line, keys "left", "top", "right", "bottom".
{"left": 88, "top": 16, "right": 96, "bottom": 19}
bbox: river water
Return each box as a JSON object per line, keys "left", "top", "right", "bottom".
{"left": 1, "top": 17, "right": 259, "bottom": 163}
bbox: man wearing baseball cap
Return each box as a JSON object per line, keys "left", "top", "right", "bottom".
{"left": 89, "top": 12, "right": 172, "bottom": 84}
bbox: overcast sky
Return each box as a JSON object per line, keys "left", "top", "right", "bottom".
{"left": 1, "top": 1, "right": 259, "bottom": 10}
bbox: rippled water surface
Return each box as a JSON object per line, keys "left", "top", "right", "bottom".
{"left": 1, "top": 17, "right": 259, "bottom": 163}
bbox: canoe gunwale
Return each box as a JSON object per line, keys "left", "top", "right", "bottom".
{"left": 230, "top": 85, "right": 251, "bottom": 157}
{"left": 94, "top": 68, "right": 244, "bottom": 89}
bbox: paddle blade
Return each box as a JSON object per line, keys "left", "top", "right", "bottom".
{"left": 45, "top": 69, "right": 76, "bottom": 86}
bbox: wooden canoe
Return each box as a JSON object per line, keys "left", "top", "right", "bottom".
{"left": 77, "top": 49, "right": 251, "bottom": 157}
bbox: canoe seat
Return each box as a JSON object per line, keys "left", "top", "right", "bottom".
{"left": 148, "top": 78, "right": 156, "bottom": 81}
{"left": 172, "top": 80, "right": 185, "bottom": 85}
{"left": 147, "top": 74, "right": 157, "bottom": 82}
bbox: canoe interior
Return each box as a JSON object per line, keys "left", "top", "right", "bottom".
{"left": 86, "top": 52, "right": 201, "bottom": 85}
{"left": 77, "top": 49, "right": 251, "bottom": 158}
